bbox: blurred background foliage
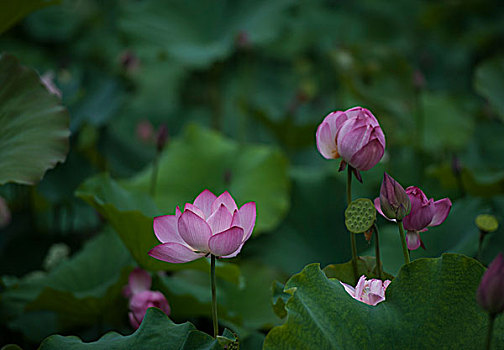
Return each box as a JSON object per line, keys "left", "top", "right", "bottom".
{"left": 1, "top": 0, "right": 504, "bottom": 348}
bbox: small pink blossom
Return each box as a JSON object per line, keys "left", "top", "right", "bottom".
{"left": 124, "top": 268, "right": 170, "bottom": 329}
{"left": 375, "top": 186, "right": 452, "bottom": 250}
{"left": 340, "top": 275, "right": 391, "bottom": 306}
{"left": 149, "top": 190, "right": 256, "bottom": 263}
{"left": 316, "top": 107, "right": 385, "bottom": 172}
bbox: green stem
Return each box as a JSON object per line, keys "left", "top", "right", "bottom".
{"left": 347, "top": 166, "right": 358, "bottom": 284}
{"left": 373, "top": 223, "right": 383, "bottom": 280}
{"left": 397, "top": 220, "right": 410, "bottom": 265}
{"left": 150, "top": 153, "right": 159, "bottom": 197}
{"left": 485, "top": 313, "right": 496, "bottom": 350}
{"left": 210, "top": 255, "right": 218, "bottom": 338}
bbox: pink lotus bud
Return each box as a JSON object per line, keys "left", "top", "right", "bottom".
{"left": 316, "top": 107, "right": 385, "bottom": 171}
{"left": 377, "top": 172, "right": 410, "bottom": 221}
{"left": 156, "top": 124, "right": 168, "bottom": 152}
{"left": 136, "top": 120, "right": 154, "bottom": 143}
{"left": 340, "top": 275, "right": 391, "bottom": 306}
{"left": 477, "top": 253, "right": 504, "bottom": 316}
{"left": 149, "top": 190, "right": 256, "bottom": 263}
{"left": 375, "top": 186, "right": 452, "bottom": 250}
{"left": 128, "top": 290, "right": 171, "bottom": 329}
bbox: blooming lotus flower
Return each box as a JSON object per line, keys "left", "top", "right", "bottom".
{"left": 123, "top": 268, "right": 170, "bottom": 329}
{"left": 340, "top": 275, "right": 391, "bottom": 306}
{"left": 316, "top": 107, "right": 385, "bottom": 172}
{"left": 375, "top": 186, "right": 452, "bottom": 250}
{"left": 149, "top": 190, "right": 256, "bottom": 263}
{"left": 477, "top": 253, "right": 504, "bottom": 316}
{"left": 378, "top": 172, "right": 411, "bottom": 221}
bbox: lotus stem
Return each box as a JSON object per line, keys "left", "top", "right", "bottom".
{"left": 485, "top": 313, "right": 496, "bottom": 350}
{"left": 347, "top": 166, "right": 358, "bottom": 284}
{"left": 211, "top": 254, "right": 219, "bottom": 338}
{"left": 373, "top": 223, "right": 383, "bottom": 280}
{"left": 397, "top": 220, "right": 410, "bottom": 265}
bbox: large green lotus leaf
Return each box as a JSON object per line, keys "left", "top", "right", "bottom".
{"left": 123, "top": 124, "right": 290, "bottom": 234}
{"left": 119, "top": 0, "right": 294, "bottom": 68}
{"left": 0, "top": 54, "right": 70, "bottom": 185}
{"left": 76, "top": 173, "right": 241, "bottom": 284}
{"left": 39, "top": 308, "right": 221, "bottom": 350}
{"left": 474, "top": 55, "right": 504, "bottom": 121}
{"left": 264, "top": 254, "right": 504, "bottom": 349}
{"left": 0, "top": 0, "right": 59, "bottom": 34}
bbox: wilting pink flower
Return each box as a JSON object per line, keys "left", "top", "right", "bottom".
{"left": 375, "top": 186, "right": 452, "bottom": 250}
{"left": 123, "top": 268, "right": 170, "bottom": 329}
{"left": 149, "top": 190, "right": 256, "bottom": 263}
{"left": 316, "top": 107, "right": 385, "bottom": 171}
{"left": 340, "top": 275, "right": 391, "bottom": 306}
{"left": 376, "top": 172, "right": 411, "bottom": 221}
{"left": 477, "top": 253, "right": 504, "bottom": 316}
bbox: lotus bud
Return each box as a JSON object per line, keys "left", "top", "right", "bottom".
{"left": 477, "top": 253, "right": 504, "bottom": 316}
{"left": 379, "top": 173, "right": 411, "bottom": 221}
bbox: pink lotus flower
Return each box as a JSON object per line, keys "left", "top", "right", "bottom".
{"left": 316, "top": 107, "right": 385, "bottom": 172}
{"left": 477, "top": 253, "right": 504, "bottom": 316}
{"left": 123, "top": 268, "right": 170, "bottom": 329}
{"left": 375, "top": 186, "right": 452, "bottom": 250}
{"left": 340, "top": 275, "right": 391, "bottom": 306}
{"left": 149, "top": 190, "right": 256, "bottom": 263}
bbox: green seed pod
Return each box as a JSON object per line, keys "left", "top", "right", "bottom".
{"left": 345, "top": 198, "right": 376, "bottom": 233}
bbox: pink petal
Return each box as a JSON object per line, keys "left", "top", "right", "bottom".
{"left": 316, "top": 121, "right": 338, "bottom": 159}
{"left": 337, "top": 123, "right": 369, "bottom": 161}
{"left": 429, "top": 198, "right": 452, "bottom": 227}
{"left": 148, "top": 242, "right": 204, "bottom": 263}
{"left": 349, "top": 137, "right": 384, "bottom": 171}
{"left": 231, "top": 210, "right": 241, "bottom": 227}
{"left": 128, "top": 268, "right": 152, "bottom": 295}
{"left": 178, "top": 210, "right": 212, "bottom": 252}
{"left": 153, "top": 209, "right": 185, "bottom": 245}
{"left": 374, "top": 197, "right": 394, "bottom": 222}
{"left": 208, "top": 226, "right": 244, "bottom": 257}
{"left": 129, "top": 312, "right": 141, "bottom": 329}
{"left": 406, "top": 231, "right": 421, "bottom": 250}
{"left": 207, "top": 204, "right": 233, "bottom": 234}
{"left": 211, "top": 191, "right": 238, "bottom": 213}
{"left": 354, "top": 275, "right": 367, "bottom": 298}
{"left": 184, "top": 203, "right": 205, "bottom": 219}
{"left": 340, "top": 281, "right": 356, "bottom": 298}
{"left": 238, "top": 202, "right": 256, "bottom": 241}
{"left": 193, "top": 190, "right": 217, "bottom": 218}
{"left": 366, "top": 293, "right": 385, "bottom": 306}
